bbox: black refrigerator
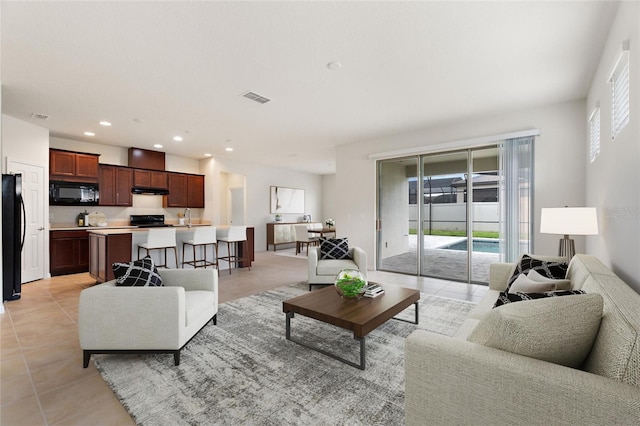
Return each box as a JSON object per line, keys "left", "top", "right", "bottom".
{"left": 2, "top": 173, "right": 25, "bottom": 301}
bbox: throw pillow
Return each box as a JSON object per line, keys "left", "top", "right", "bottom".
{"left": 112, "top": 256, "right": 164, "bottom": 287}
{"left": 508, "top": 274, "right": 557, "bottom": 293}
{"left": 527, "top": 269, "right": 572, "bottom": 290}
{"left": 494, "top": 289, "right": 586, "bottom": 308}
{"left": 320, "top": 238, "right": 351, "bottom": 260}
{"left": 506, "top": 254, "right": 568, "bottom": 292}
{"left": 469, "top": 293, "right": 603, "bottom": 368}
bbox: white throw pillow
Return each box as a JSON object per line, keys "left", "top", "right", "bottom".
{"left": 468, "top": 293, "right": 603, "bottom": 368}
{"left": 508, "top": 274, "right": 556, "bottom": 293}
{"left": 527, "top": 269, "right": 572, "bottom": 290}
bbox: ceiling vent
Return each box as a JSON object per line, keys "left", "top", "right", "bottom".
{"left": 242, "top": 91, "right": 271, "bottom": 104}
{"left": 30, "top": 113, "right": 49, "bottom": 120}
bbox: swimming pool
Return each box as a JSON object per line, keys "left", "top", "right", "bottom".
{"left": 440, "top": 239, "right": 499, "bottom": 254}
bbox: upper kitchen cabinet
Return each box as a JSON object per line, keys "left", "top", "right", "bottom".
{"left": 50, "top": 149, "right": 100, "bottom": 182}
{"left": 133, "top": 169, "right": 168, "bottom": 189}
{"left": 128, "top": 147, "right": 165, "bottom": 171}
{"left": 187, "top": 174, "right": 205, "bottom": 208}
{"left": 164, "top": 172, "right": 204, "bottom": 208}
{"left": 99, "top": 165, "right": 133, "bottom": 206}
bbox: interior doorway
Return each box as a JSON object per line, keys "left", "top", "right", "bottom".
{"left": 220, "top": 172, "right": 246, "bottom": 225}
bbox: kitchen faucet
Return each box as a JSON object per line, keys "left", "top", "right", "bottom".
{"left": 184, "top": 208, "right": 191, "bottom": 228}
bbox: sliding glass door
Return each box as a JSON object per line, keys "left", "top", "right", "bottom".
{"left": 377, "top": 143, "right": 517, "bottom": 284}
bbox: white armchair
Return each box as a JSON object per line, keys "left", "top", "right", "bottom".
{"left": 307, "top": 246, "right": 367, "bottom": 290}
{"left": 79, "top": 268, "right": 218, "bottom": 367}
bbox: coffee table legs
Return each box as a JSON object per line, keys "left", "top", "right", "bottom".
{"left": 392, "top": 301, "right": 419, "bottom": 325}
{"left": 286, "top": 312, "right": 367, "bottom": 370}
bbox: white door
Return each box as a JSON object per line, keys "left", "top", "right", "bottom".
{"left": 8, "top": 160, "right": 46, "bottom": 283}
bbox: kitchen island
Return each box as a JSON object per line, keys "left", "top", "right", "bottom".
{"left": 86, "top": 226, "right": 254, "bottom": 282}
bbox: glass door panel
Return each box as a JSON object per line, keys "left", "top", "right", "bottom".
{"left": 377, "top": 157, "right": 419, "bottom": 275}
{"left": 470, "top": 147, "right": 500, "bottom": 283}
{"left": 421, "top": 151, "right": 469, "bottom": 281}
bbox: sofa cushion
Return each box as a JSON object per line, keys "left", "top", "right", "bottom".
{"left": 506, "top": 254, "right": 568, "bottom": 292}
{"left": 320, "top": 238, "right": 351, "bottom": 260}
{"left": 184, "top": 291, "right": 215, "bottom": 327}
{"left": 508, "top": 274, "right": 557, "bottom": 293}
{"left": 468, "top": 293, "right": 604, "bottom": 368}
{"left": 526, "top": 269, "right": 572, "bottom": 290}
{"left": 112, "top": 256, "right": 164, "bottom": 287}
{"left": 494, "top": 289, "right": 585, "bottom": 308}
{"left": 317, "top": 258, "right": 359, "bottom": 277}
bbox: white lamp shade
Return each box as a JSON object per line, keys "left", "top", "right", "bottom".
{"left": 540, "top": 207, "right": 598, "bottom": 235}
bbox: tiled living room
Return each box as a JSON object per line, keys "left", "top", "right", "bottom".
{"left": 2, "top": 1, "right": 640, "bottom": 424}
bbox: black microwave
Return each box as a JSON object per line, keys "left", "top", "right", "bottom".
{"left": 50, "top": 181, "right": 99, "bottom": 206}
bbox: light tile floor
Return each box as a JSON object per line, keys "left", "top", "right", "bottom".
{"left": 1, "top": 250, "right": 487, "bottom": 425}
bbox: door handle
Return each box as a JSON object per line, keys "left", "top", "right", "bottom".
{"left": 37, "top": 227, "right": 45, "bottom": 231}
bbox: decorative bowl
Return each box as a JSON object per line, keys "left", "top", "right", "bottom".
{"left": 334, "top": 269, "right": 367, "bottom": 301}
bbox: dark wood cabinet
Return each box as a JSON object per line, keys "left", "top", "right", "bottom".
{"left": 134, "top": 169, "right": 167, "bottom": 189}
{"left": 164, "top": 172, "right": 204, "bottom": 208}
{"left": 99, "top": 165, "right": 133, "bottom": 206}
{"left": 165, "top": 173, "right": 189, "bottom": 207}
{"left": 50, "top": 230, "right": 90, "bottom": 276}
{"left": 50, "top": 149, "right": 99, "bottom": 182}
{"left": 187, "top": 174, "right": 205, "bottom": 208}
{"left": 128, "top": 148, "right": 165, "bottom": 171}
{"left": 89, "top": 232, "right": 132, "bottom": 283}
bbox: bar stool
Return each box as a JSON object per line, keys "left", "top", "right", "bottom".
{"left": 217, "top": 226, "right": 248, "bottom": 274}
{"left": 138, "top": 227, "right": 178, "bottom": 268}
{"left": 182, "top": 226, "right": 218, "bottom": 270}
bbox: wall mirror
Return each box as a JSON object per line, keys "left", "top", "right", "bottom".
{"left": 270, "top": 186, "right": 304, "bottom": 214}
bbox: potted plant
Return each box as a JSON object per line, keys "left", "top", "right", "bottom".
{"left": 325, "top": 218, "right": 335, "bottom": 228}
{"left": 334, "top": 269, "right": 367, "bottom": 301}
{"left": 275, "top": 214, "right": 283, "bottom": 222}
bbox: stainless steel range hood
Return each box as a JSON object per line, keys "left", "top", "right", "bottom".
{"left": 131, "top": 186, "right": 170, "bottom": 195}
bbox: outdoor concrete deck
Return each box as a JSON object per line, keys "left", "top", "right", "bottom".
{"left": 379, "top": 235, "right": 500, "bottom": 283}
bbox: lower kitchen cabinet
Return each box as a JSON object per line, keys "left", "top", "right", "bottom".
{"left": 89, "top": 232, "right": 132, "bottom": 283}
{"left": 50, "top": 230, "right": 90, "bottom": 276}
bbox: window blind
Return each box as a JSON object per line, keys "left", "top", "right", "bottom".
{"left": 589, "top": 107, "right": 600, "bottom": 163}
{"left": 609, "top": 45, "right": 630, "bottom": 140}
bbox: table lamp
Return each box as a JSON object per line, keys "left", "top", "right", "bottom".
{"left": 540, "top": 207, "right": 598, "bottom": 259}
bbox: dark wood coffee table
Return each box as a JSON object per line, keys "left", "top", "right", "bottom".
{"left": 282, "top": 284, "right": 420, "bottom": 369}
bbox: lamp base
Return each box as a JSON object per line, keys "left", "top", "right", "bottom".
{"left": 558, "top": 235, "right": 575, "bottom": 260}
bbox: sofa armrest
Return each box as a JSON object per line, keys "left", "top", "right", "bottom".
{"left": 405, "top": 330, "right": 640, "bottom": 425}
{"left": 308, "top": 247, "right": 320, "bottom": 279}
{"left": 79, "top": 282, "right": 186, "bottom": 349}
{"left": 350, "top": 247, "right": 367, "bottom": 278}
{"left": 489, "top": 262, "right": 514, "bottom": 291}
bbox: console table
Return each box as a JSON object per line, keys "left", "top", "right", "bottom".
{"left": 266, "top": 222, "right": 321, "bottom": 251}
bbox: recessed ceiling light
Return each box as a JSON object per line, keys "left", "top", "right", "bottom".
{"left": 84, "top": 131, "right": 95, "bottom": 136}
{"left": 99, "top": 121, "right": 112, "bottom": 126}
{"left": 204, "top": 153, "right": 212, "bottom": 157}
{"left": 225, "top": 147, "right": 233, "bottom": 152}
{"left": 154, "top": 144, "right": 163, "bottom": 149}
{"left": 327, "top": 61, "right": 342, "bottom": 70}
{"left": 173, "top": 136, "right": 183, "bottom": 142}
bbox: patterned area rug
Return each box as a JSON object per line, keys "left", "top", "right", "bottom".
{"left": 94, "top": 283, "right": 475, "bottom": 425}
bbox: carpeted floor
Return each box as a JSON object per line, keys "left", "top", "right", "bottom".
{"left": 93, "top": 282, "right": 475, "bottom": 425}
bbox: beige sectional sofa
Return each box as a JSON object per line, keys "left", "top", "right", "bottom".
{"left": 405, "top": 254, "right": 640, "bottom": 425}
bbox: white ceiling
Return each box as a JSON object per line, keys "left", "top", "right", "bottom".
{"left": 1, "top": 1, "right": 617, "bottom": 175}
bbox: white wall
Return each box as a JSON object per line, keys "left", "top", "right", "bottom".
{"left": 586, "top": 1, "right": 640, "bottom": 292}
{"left": 335, "top": 100, "right": 588, "bottom": 272}
{"left": 321, "top": 173, "right": 336, "bottom": 226}
{"left": 201, "top": 156, "right": 323, "bottom": 253}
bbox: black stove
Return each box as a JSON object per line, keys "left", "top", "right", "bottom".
{"left": 130, "top": 214, "right": 173, "bottom": 228}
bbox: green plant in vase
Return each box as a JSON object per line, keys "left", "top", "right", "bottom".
{"left": 334, "top": 269, "right": 367, "bottom": 301}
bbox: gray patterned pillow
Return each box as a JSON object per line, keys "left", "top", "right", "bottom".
{"left": 113, "top": 256, "right": 163, "bottom": 287}
{"left": 320, "top": 238, "right": 351, "bottom": 260}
